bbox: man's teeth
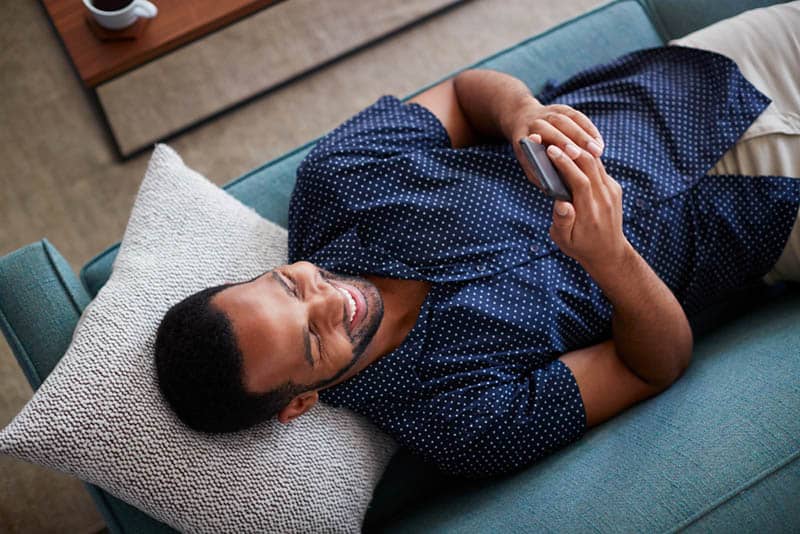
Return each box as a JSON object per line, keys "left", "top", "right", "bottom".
{"left": 338, "top": 287, "right": 357, "bottom": 324}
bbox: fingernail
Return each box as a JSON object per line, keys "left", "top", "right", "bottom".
{"left": 556, "top": 203, "right": 569, "bottom": 216}
{"left": 529, "top": 133, "right": 541, "bottom": 143}
{"left": 587, "top": 140, "right": 602, "bottom": 156}
{"left": 564, "top": 143, "right": 580, "bottom": 159}
{"left": 547, "top": 145, "right": 563, "bottom": 159}
{"left": 595, "top": 136, "right": 605, "bottom": 149}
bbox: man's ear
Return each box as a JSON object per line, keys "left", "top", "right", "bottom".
{"left": 277, "top": 390, "right": 318, "bottom": 424}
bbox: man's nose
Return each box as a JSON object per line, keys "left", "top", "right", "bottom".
{"left": 295, "top": 263, "right": 341, "bottom": 323}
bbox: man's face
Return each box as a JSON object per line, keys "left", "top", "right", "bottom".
{"left": 211, "top": 261, "right": 384, "bottom": 415}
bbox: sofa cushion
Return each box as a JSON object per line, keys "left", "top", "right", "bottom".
{"left": 0, "top": 144, "right": 397, "bottom": 533}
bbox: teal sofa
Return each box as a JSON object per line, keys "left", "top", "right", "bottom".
{"left": 2, "top": 0, "right": 798, "bottom": 531}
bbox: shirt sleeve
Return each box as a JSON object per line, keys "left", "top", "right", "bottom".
{"left": 296, "top": 95, "right": 452, "bottom": 178}
{"left": 386, "top": 358, "right": 588, "bottom": 479}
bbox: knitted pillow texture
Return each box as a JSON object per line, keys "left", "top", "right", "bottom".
{"left": 0, "top": 144, "right": 398, "bottom": 533}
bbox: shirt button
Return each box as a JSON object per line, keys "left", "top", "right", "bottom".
{"left": 530, "top": 244, "right": 540, "bottom": 254}
{"left": 475, "top": 264, "right": 486, "bottom": 272}
{"left": 636, "top": 198, "right": 647, "bottom": 209}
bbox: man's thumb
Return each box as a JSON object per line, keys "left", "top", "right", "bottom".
{"left": 550, "top": 201, "right": 574, "bottom": 242}
{"left": 554, "top": 200, "right": 574, "bottom": 220}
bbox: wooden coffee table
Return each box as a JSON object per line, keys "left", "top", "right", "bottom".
{"left": 41, "top": 0, "right": 277, "bottom": 87}
{"left": 40, "top": 0, "right": 462, "bottom": 159}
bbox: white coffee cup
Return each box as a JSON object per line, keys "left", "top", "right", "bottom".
{"left": 83, "top": 0, "right": 158, "bottom": 31}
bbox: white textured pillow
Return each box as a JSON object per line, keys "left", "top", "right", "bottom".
{"left": 0, "top": 144, "right": 398, "bottom": 533}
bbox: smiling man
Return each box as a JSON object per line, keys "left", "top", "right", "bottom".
{"left": 155, "top": 5, "right": 800, "bottom": 479}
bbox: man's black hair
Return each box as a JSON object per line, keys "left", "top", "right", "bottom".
{"left": 154, "top": 282, "right": 307, "bottom": 433}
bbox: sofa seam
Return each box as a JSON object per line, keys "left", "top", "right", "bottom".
{"left": 640, "top": 0, "right": 671, "bottom": 42}
{"left": 664, "top": 449, "right": 800, "bottom": 533}
{"left": 0, "top": 305, "right": 42, "bottom": 388}
{"left": 42, "top": 239, "right": 85, "bottom": 315}
{"left": 80, "top": 242, "right": 120, "bottom": 295}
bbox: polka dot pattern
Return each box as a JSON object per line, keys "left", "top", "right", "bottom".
{"left": 287, "top": 46, "right": 800, "bottom": 479}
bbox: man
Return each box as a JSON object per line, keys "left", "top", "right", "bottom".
{"left": 154, "top": 4, "right": 800, "bottom": 478}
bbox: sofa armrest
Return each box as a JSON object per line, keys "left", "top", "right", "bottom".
{"left": 0, "top": 240, "right": 158, "bottom": 534}
{"left": 0, "top": 239, "right": 90, "bottom": 388}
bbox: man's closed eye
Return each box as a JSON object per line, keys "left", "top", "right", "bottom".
{"left": 278, "top": 272, "right": 325, "bottom": 363}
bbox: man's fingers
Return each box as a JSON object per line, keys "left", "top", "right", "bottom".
{"left": 568, "top": 147, "right": 609, "bottom": 196}
{"left": 548, "top": 105, "right": 604, "bottom": 153}
{"left": 564, "top": 107, "right": 604, "bottom": 146}
{"left": 550, "top": 200, "right": 575, "bottom": 247}
{"left": 593, "top": 155, "right": 616, "bottom": 190}
{"left": 545, "top": 145, "right": 593, "bottom": 210}
{"left": 531, "top": 120, "right": 572, "bottom": 151}
{"left": 541, "top": 113, "right": 600, "bottom": 156}
{"left": 532, "top": 116, "right": 602, "bottom": 158}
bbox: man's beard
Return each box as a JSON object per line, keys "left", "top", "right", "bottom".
{"left": 307, "top": 268, "right": 384, "bottom": 391}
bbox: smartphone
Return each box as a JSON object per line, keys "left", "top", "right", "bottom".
{"left": 518, "top": 137, "right": 572, "bottom": 202}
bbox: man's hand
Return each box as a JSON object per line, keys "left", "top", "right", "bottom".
{"left": 538, "top": 140, "right": 693, "bottom": 389}
{"left": 506, "top": 100, "right": 605, "bottom": 192}
{"left": 530, "top": 137, "right": 630, "bottom": 271}
{"left": 505, "top": 99, "right": 604, "bottom": 154}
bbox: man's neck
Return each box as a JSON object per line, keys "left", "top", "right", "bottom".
{"left": 330, "top": 276, "right": 430, "bottom": 387}
{"left": 367, "top": 275, "right": 430, "bottom": 354}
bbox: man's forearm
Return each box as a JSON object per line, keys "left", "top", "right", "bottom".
{"left": 452, "top": 69, "right": 539, "bottom": 142}
{"left": 455, "top": 70, "right": 693, "bottom": 385}
{"left": 585, "top": 243, "right": 694, "bottom": 388}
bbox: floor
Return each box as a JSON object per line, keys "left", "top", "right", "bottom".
{"left": 0, "top": 0, "right": 601, "bottom": 531}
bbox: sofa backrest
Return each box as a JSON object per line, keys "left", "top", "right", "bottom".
{"left": 642, "top": 0, "right": 790, "bottom": 40}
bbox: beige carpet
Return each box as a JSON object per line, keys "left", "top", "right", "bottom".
{"left": 98, "top": 0, "right": 462, "bottom": 157}
{"left": 0, "top": 0, "right": 603, "bottom": 531}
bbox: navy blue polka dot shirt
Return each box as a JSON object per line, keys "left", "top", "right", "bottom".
{"left": 288, "top": 45, "right": 800, "bottom": 479}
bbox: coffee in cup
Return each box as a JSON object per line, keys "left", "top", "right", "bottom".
{"left": 92, "top": 0, "right": 135, "bottom": 11}
{"left": 83, "top": 0, "right": 158, "bottom": 30}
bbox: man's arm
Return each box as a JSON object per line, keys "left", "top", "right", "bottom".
{"left": 558, "top": 246, "right": 694, "bottom": 427}
{"left": 406, "top": 77, "right": 483, "bottom": 148}
{"left": 584, "top": 242, "right": 694, "bottom": 389}
{"left": 549, "top": 146, "right": 694, "bottom": 427}
{"left": 410, "top": 70, "right": 693, "bottom": 428}
{"left": 409, "top": 69, "right": 604, "bottom": 154}
{"left": 451, "top": 69, "right": 536, "bottom": 143}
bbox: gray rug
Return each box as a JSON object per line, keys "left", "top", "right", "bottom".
{"left": 97, "top": 0, "right": 463, "bottom": 157}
